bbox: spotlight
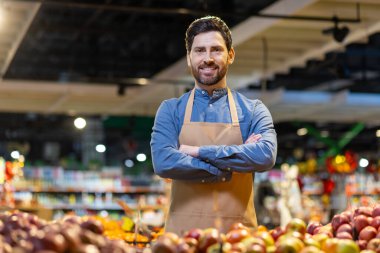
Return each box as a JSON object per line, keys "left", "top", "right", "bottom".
{"left": 322, "top": 16, "right": 350, "bottom": 43}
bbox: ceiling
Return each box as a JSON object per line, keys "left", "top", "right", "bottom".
{"left": 0, "top": 0, "right": 379, "bottom": 162}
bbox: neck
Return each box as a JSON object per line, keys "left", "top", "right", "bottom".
{"left": 195, "top": 79, "right": 227, "bottom": 96}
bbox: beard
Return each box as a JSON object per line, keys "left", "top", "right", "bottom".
{"left": 190, "top": 62, "right": 228, "bottom": 86}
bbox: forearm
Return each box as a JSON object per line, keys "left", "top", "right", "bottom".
{"left": 198, "top": 132, "right": 277, "bottom": 173}
{"left": 151, "top": 146, "right": 232, "bottom": 182}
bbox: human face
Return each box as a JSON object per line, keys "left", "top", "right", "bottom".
{"left": 187, "top": 31, "right": 234, "bottom": 89}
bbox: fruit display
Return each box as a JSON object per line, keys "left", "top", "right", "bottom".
{"left": 0, "top": 210, "right": 134, "bottom": 253}
{"left": 150, "top": 205, "right": 380, "bottom": 253}
{"left": 93, "top": 215, "right": 151, "bottom": 246}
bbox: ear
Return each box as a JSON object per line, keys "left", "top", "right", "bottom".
{"left": 228, "top": 47, "right": 235, "bottom": 64}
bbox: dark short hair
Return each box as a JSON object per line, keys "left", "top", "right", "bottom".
{"left": 185, "top": 16, "right": 232, "bottom": 53}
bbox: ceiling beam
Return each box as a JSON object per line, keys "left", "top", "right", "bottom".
{"left": 152, "top": 0, "right": 318, "bottom": 89}
{"left": 261, "top": 20, "right": 380, "bottom": 80}
{"left": 0, "top": 1, "right": 41, "bottom": 78}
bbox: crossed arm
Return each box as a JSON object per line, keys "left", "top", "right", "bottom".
{"left": 179, "top": 133, "right": 262, "bottom": 157}
{"left": 150, "top": 100, "right": 277, "bottom": 182}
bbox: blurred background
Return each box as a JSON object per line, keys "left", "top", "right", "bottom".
{"left": 0, "top": 0, "right": 379, "bottom": 224}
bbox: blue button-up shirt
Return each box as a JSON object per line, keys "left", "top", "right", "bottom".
{"left": 150, "top": 88, "right": 277, "bottom": 183}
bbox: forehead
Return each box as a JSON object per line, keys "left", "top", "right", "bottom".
{"left": 192, "top": 31, "right": 227, "bottom": 49}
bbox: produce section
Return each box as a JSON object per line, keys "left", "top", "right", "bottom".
{"left": 150, "top": 205, "right": 380, "bottom": 253}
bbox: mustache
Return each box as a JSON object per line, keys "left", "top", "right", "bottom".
{"left": 199, "top": 63, "right": 218, "bottom": 68}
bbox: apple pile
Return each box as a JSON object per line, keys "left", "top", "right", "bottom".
{"left": 150, "top": 220, "right": 309, "bottom": 253}
{"left": 322, "top": 205, "right": 380, "bottom": 252}
{"left": 0, "top": 210, "right": 134, "bottom": 253}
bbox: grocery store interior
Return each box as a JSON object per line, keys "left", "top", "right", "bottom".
{"left": 0, "top": 0, "right": 380, "bottom": 251}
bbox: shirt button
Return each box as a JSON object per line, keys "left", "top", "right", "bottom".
{"left": 201, "top": 179, "right": 205, "bottom": 183}
{"left": 209, "top": 104, "right": 213, "bottom": 107}
{"left": 202, "top": 91, "right": 205, "bottom": 94}
{"left": 222, "top": 177, "right": 226, "bottom": 182}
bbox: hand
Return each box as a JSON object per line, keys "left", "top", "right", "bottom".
{"left": 179, "top": 145, "right": 200, "bottom": 157}
{"left": 245, "top": 133, "right": 262, "bottom": 144}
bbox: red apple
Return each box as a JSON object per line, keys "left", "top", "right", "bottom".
{"left": 176, "top": 239, "right": 192, "bottom": 253}
{"left": 152, "top": 236, "right": 177, "bottom": 253}
{"left": 367, "top": 238, "right": 380, "bottom": 252}
{"left": 246, "top": 242, "right": 266, "bottom": 253}
{"left": 231, "top": 242, "right": 247, "bottom": 252}
{"left": 229, "top": 222, "right": 249, "bottom": 232}
{"left": 225, "top": 229, "right": 250, "bottom": 244}
{"left": 183, "top": 228, "right": 204, "bottom": 241}
{"left": 270, "top": 227, "right": 285, "bottom": 241}
{"left": 356, "top": 239, "right": 368, "bottom": 251}
{"left": 332, "top": 214, "right": 350, "bottom": 232}
{"left": 353, "top": 215, "right": 370, "bottom": 233}
{"left": 336, "top": 223, "right": 353, "bottom": 235}
{"left": 183, "top": 237, "right": 198, "bottom": 248}
{"left": 359, "top": 226, "right": 377, "bottom": 241}
{"left": 306, "top": 222, "right": 322, "bottom": 235}
{"left": 206, "top": 242, "right": 231, "bottom": 253}
{"left": 373, "top": 205, "right": 380, "bottom": 217}
{"left": 256, "top": 231, "right": 275, "bottom": 247}
{"left": 371, "top": 216, "right": 380, "bottom": 230}
{"left": 354, "top": 206, "right": 373, "bottom": 217}
{"left": 198, "top": 228, "right": 220, "bottom": 253}
{"left": 341, "top": 210, "right": 353, "bottom": 220}
{"left": 336, "top": 232, "right": 353, "bottom": 240}
{"left": 286, "top": 218, "right": 307, "bottom": 234}
{"left": 314, "top": 224, "right": 333, "bottom": 238}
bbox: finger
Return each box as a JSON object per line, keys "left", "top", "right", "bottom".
{"left": 246, "top": 134, "right": 258, "bottom": 143}
{"left": 251, "top": 134, "right": 262, "bottom": 141}
{"left": 245, "top": 134, "right": 262, "bottom": 144}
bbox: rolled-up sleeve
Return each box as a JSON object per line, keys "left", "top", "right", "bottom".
{"left": 150, "top": 100, "right": 232, "bottom": 182}
{"left": 198, "top": 100, "right": 277, "bottom": 173}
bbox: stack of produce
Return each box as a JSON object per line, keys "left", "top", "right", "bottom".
{"left": 0, "top": 210, "right": 133, "bottom": 253}
{"left": 93, "top": 215, "right": 151, "bottom": 246}
{"left": 150, "top": 205, "right": 380, "bottom": 253}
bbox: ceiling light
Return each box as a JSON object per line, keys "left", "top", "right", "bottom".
{"left": 322, "top": 16, "right": 350, "bottom": 43}
{"left": 95, "top": 144, "right": 106, "bottom": 153}
{"left": 297, "top": 128, "right": 308, "bottom": 136}
{"left": 124, "top": 159, "right": 134, "bottom": 168}
{"left": 359, "top": 158, "right": 369, "bottom": 168}
{"left": 74, "top": 117, "right": 86, "bottom": 129}
{"left": 10, "top": 150, "right": 20, "bottom": 160}
{"left": 136, "top": 153, "right": 146, "bottom": 162}
{"left": 376, "top": 129, "right": 380, "bottom": 138}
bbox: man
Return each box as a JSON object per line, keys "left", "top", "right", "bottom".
{"left": 150, "top": 16, "right": 277, "bottom": 234}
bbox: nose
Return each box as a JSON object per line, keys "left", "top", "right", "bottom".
{"left": 203, "top": 54, "right": 214, "bottom": 64}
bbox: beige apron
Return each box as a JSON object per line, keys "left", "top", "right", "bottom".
{"left": 165, "top": 88, "right": 257, "bottom": 235}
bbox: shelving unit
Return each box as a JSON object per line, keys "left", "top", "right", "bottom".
{"left": 6, "top": 166, "right": 167, "bottom": 220}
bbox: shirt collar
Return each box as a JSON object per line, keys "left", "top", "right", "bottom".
{"left": 195, "top": 88, "right": 228, "bottom": 100}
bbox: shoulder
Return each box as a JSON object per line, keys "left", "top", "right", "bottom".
{"left": 231, "top": 90, "right": 263, "bottom": 111}
{"left": 156, "top": 91, "right": 190, "bottom": 115}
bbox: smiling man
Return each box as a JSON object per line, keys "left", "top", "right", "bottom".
{"left": 150, "top": 16, "right": 277, "bottom": 234}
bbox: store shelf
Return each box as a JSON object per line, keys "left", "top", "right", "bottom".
{"left": 14, "top": 186, "right": 165, "bottom": 194}
{"left": 42, "top": 203, "right": 164, "bottom": 211}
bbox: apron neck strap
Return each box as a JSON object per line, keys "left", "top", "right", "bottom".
{"left": 184, "top": 88, "right": 239, "bottom": 126}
